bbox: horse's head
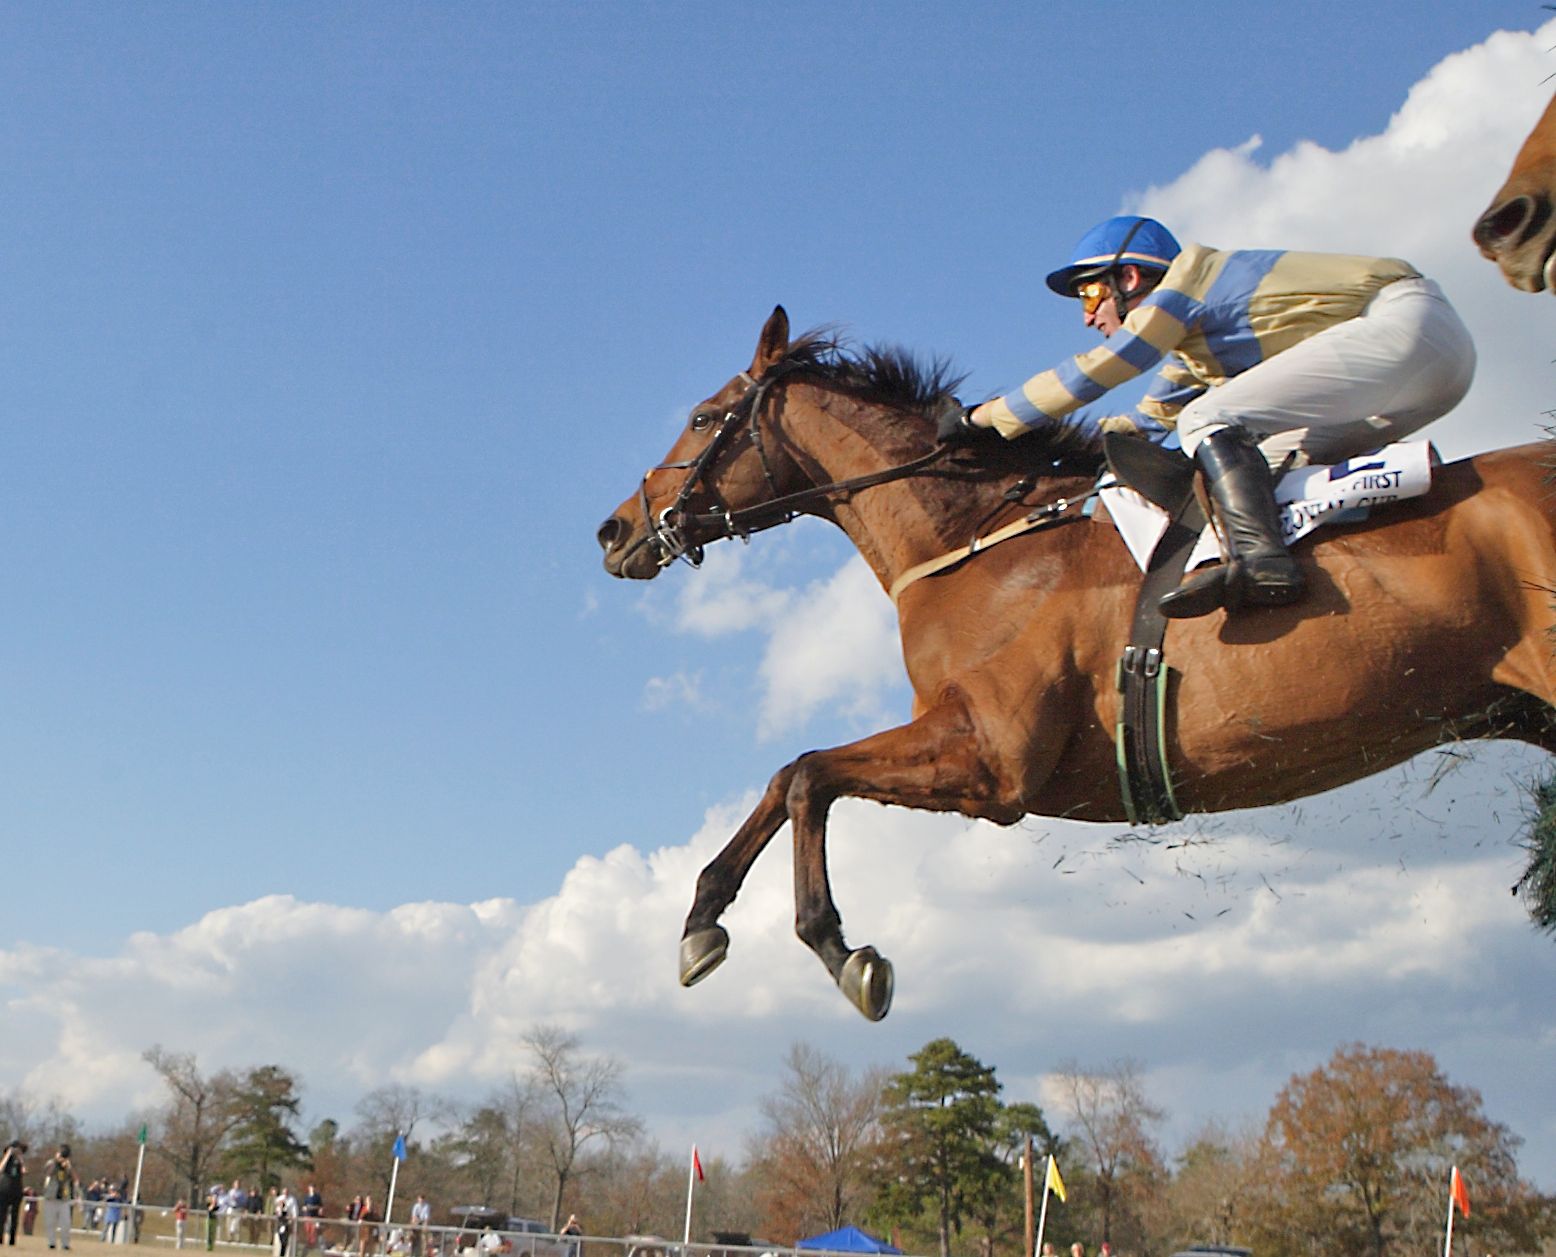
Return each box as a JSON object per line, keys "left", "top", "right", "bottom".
{"left": 598, "top": 305, "right": 814, "bottom": 579}
{"left": 1474, "top": 91, "right": 1556, "bottom": 294}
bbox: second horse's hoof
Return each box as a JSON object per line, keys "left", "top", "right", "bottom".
{"left": 838, "top": 947, "right": 894, "bottom": 1021}
{"left": 679, "top": 926, "right": 730, "bottom": 987}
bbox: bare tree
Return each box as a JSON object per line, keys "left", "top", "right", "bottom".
{"left": 354, "top": 1084, "right": 445, "bottom": 1210}
{"left": 749, "top": 1042, "right": 887, "bottom": 1240}
{"left": 1052, "top": 1059, "right": 1165, "bottom": 1250}
{"left": 523, "top": 1026, "right": 641, "bottom": 1230}
{"left": 0, "top": 1087, "right": 80, "bottom": 1152}
{"left": 498, "top": 1073, "right": 544, "bottom": 1216}
{"left": 1148, "top": 1120, "right": 1263, "bottom": 1249}
{"left": 143, "top": 1046, "right": 243, "bottom": 1203}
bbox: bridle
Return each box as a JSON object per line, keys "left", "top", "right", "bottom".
{"left": 628, "top": 361, "right": 949, "bottom": 570}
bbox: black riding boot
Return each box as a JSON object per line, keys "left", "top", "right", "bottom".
{"left": 1158, "top": 427, "right": 1306, "bottom": 619}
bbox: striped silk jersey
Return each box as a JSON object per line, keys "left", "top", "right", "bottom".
{"left": 987, "top": 244, "right": 1421, "bottom": 441}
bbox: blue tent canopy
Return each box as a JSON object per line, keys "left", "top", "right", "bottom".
{"left": 795, "top": 1227, "right": 901, "bottom": 1254}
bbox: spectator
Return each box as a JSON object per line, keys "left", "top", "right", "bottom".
{"left": 84, "top": 1181, "right": 103, "bottom": 1232}
{"left": 102, "top": 1183, "right": 125, "bottom": 1244}
{"left": 274, "top": 1186, "right": 298, "bottom": 1257}
{"left": 357, "top": 1196, "right": 381, "bottom": 1257}
{"left": 174, "top": 1200, "right": 189, "bottom": 1250}
{"left": 408, "top": 1197, "right": 430, "bottom": 1257}
{"left": 21, "top": 1188, "right": 37, "bottom": 1237}
{"left": 247, "top": 1186, "right": 265, "bottom": 1245}
{"left": 560, "top": 1216, "right": 581, "bottom": 1257}
{"left": 224, "top": 1183, "right": 246, "bottom": 1242}
{"left": 299, "top": 1185, "right": 323, "bottom": 1253}
{"left": 204, "top": 1189, "right": 220, "bottom": 1252}
{"left": 39, "top": 1144, "right": 77, "bottom": 1252}
{"left": 0, "top": 1140, "right": 25, "bottom": 1246}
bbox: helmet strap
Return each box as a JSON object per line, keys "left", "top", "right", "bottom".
{"left": 1105, "top": 217, "right": 1148, "bottom": 318}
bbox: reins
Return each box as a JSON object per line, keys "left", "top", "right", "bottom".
{"left": 633, "top": 364, "right": 954, "bottom": 569}
{"left": 632, "top": 361, "right": 1097, "bottom": 593}
{"left": 685, "top": 446, "right": 949, "bottom": 539}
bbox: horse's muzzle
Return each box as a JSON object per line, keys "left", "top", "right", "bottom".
{"left": 597, "top": 512, "right": 666, "bottom": 580}
{"left": 1473, "top": 191, "right": 1556, "bottom": 292}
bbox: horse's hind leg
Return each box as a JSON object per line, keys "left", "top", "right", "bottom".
{"left": 784, "top": 699, "right": 1014, "bottom": 1021}
{"left": 679, "top": 763, "right": 799, "bottom": 987}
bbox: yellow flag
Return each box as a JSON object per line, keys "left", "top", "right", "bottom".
{"left": 1046, "top": 1156, "right": 1067, "bottom": 1203}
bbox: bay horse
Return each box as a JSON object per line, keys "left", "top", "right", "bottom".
{"left": 1474, "top": 89, "right": 1556, "bottom": 292}
{"left": 597, "top": 306, "right": 1556, "bottom": 1021}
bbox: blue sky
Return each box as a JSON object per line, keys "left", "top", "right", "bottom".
{"left": 5, "top": 0, "right": 1556, "bottom": 1197}
{"left": 0, "top": 0, "right": 1529, "bottom": 940}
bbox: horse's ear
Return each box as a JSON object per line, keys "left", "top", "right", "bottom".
{"left": 750, "top": 305, "right": 790, "bottom": 375}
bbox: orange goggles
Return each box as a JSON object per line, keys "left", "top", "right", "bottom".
{"left": 1075, "top": 279, "right": 1113, "bottom": 317}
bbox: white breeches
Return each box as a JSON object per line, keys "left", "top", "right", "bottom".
{"left": 1175, "top": 277, "right": 1476, "bottom": 466}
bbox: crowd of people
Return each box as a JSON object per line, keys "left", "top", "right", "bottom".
{"left": 2, "top": 1142, "right": 595, "bottom": 1257}
{"left": 0, "top": 1143, "right": 451, "bottom": 1257}
{"left": 196, "top": 1183, "right": 431, "bottom": 1257}
{"left": 0, "top": 1141, "right": 142, "bottom": 1250}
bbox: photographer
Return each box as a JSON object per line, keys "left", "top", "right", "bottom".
{"left": 41, "top": 1145, "right": 77, "bottom": 1251}
{"left": 0, "top": 1140, "right": 26, "bottom": 1246}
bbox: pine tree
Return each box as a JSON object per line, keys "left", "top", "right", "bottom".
{"left": 223, "top": 1066, "right": 311, "bottom": 1189}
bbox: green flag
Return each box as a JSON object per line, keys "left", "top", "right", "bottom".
{"left": 137, "top": 1124, "right": 147, "bottom": 1146}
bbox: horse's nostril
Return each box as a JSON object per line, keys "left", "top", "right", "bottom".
{"left": 597, "top": 516, "right": 625, "bottom": 552}
{"left": 1475, "top": 195, "right": 1537, "bottom": 249}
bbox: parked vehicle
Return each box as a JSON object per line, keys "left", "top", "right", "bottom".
{"left": 1170, "top": 1247, "right": 1252, "bottom": 1257}
{"left": 446, "top": 1208, "right": 565, "bottom": 1257}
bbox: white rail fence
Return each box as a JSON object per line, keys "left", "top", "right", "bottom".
{"left": 20, "top": 1203, "right": 873, "bottom": 1257}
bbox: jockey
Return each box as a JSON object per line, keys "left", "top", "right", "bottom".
{"left": 941, "top": 215, "right": 1476, "bottom": 618}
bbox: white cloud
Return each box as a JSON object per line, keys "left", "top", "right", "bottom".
{"left": 12, "top": 17, "right": 1556, "bottom": 1197}
{"left": 659, "top": 545, "right": 907, "bottom": 739}
{"left": 3, "top": 743, "right": 1553, "bottom": 1178}
{"left": 672, "top": 547, "right": 792, "bottom": 638}
{"left": 756, "top": 556, "right": 902, "bottom": 738}
{"left": 657, "top": 21, "right": 1556, "bottom": 750}
{"left": 1131, "top": 17, "right": 1556, "bottom": 461}
{"left": 641, "top": 670, "right": 708, "bottom": 712}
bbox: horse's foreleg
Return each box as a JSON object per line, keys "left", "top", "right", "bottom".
{"left": 679, "top": 762, "right": 799, "bottom": 988}
{"left": 785, "top": 698, "right": 1010, "bottom": 1021}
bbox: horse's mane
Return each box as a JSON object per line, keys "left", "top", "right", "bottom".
{"left": 781, "top": 327, "right": 1107, "bottom": 474}
{"left": 782, "top": 328, "right": 965, "bottom": 413}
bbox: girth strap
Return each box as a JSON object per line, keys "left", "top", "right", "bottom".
{"left": 1114, "top": 491, "right": 1202, "bottom": 825}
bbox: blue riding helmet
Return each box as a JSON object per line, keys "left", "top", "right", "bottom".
{"left": 1045, "top": 215, "right": 1182, "bottom": 296}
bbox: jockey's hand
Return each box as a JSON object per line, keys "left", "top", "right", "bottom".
{"left": 934, "top": 398, "right": 986, "bottom": 446}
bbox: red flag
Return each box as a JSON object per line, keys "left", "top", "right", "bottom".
{"left": 1451, "top": 1166, "right": 1471, "bottom": 1218}
{"left": 692, "top": 1146, "right": 705, "bottom": 1183}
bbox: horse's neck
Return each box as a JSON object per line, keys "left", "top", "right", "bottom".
{"left": 782, "top": 387, "right": 1067, "bottom": 593}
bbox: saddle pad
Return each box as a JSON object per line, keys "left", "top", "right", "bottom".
{"left": 1101, "top": 440, "right": 1437, "bottom": 572}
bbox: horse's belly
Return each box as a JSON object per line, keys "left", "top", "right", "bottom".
{"left": 1164, "top": 600, "right": 1508, "bottom": 809}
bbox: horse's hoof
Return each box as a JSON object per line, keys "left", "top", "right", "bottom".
{"left": 679, "top": 926, "right": 730, "bottom": 987}
{"left": 838, "top": 947, "right": 894, "bottom": 1021}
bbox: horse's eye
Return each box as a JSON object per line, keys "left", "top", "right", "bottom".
{"left": 690, "top": 412, "right": 714, "bottom": 432}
